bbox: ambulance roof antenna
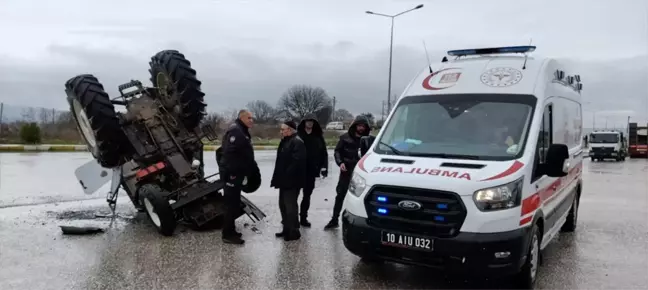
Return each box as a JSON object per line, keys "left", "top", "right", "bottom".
{"left": 522, "top": 38, "right": 532, "bottom": 70}
{"left": 422, "top": 40, "right": 433, "bottom": 73}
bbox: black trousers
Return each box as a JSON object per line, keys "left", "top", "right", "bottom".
{"left": 332, "top": 171, "right": 352, "bottom": 220}
{"left": 222, "top": 173, "right": 243, "bottom": 238}
{"left": 300, "top": 175, "right": 316, "bottom": 219}
{"left": 279, "top": 188, "right": 300, "bottom": 234}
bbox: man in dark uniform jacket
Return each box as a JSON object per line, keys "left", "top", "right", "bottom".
{"left": 218, "top": 110, "right": 256, "bottom": 244}
{"left": 325, "top": 115, "right": 371, "bottom": 229}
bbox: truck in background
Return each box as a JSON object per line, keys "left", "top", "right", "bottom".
{"left": 628, "top": 122, "right": 648, "bottom": 158}
{"left": 588, "top": 130, "right": 627, "bottom": 161}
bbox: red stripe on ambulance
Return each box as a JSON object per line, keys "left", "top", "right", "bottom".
{"left": 481, "top": 160, "right": 524, "bottom": 181}
{"left": 519, "top": 161, "right": 582, "bottom": 226}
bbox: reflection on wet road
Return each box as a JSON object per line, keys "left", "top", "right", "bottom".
{"left": 1, "top": 152, "right": 647, "bottom": 289}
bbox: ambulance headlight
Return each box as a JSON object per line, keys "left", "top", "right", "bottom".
{"left": 473, "top": 177, "right": 523, "bottom": 211}
{"left": 349, "top": 172, "right": 367, "bottom": 197}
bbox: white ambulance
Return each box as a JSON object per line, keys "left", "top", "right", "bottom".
{"left": 341, "top": 46, "right": 584, "bottom": 288}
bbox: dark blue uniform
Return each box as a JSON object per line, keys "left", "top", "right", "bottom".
{"left": 217, "top": 119, "right": 256, "bottom": 241}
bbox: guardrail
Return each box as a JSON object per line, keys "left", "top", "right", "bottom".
{"left": 0, "top": 144, "right": 335, "bottom": 152}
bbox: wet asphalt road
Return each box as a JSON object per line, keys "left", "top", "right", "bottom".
{"left": 0, "top": 152, "right": 647, "bottom": 289}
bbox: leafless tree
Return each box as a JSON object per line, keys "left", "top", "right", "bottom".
{"left": 333, "top": 109, "right": 354, "bottom": 122}
{"left": 246, "top": 100, "right": 276, "bottom": 124}
{"left": 278, "top": 85, "right": 332, "bottom": 120}
{"left": 21, "top": 108, "right": 36, "bottom": 122}
{"left": 203, "top": 112, "right": 224, "bottom": 134}
{"left": 38, "top": 108, "right": 50, "bottom": 125}
{"left": 361, "top": 112, "right": 376, "bottom": 126}
{"left": 314, "top": 105, "right": 333, "bottom": 125}
{"left": 221, "top": 110, "right": 239, "bottom": 123}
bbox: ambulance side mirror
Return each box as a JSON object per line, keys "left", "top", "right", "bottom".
{"left": 360, "top": 135, "right": 376, "bottom": 156}
{"left": 544, "top": 144, "right": 570, "bottom": 178}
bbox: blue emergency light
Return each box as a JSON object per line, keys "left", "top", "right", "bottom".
{"left": 436, "top": 203, "right": 448, "bottom": 210}
{"left": 447, "top": 45, "right": 536, "bottom": 57}
{"left": 378, "top": 208, "right": 388, "bottom": 215}
{"left": 377, "top": 196, "right": 388, "bottom": 202}
{"left": 434, "top": 216, "right": 445, "bottom": 222}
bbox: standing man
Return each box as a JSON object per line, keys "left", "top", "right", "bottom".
{"left": 325, "top": 115, "right": 371, "bottom": 230}
{"left": 297, "top": 113, "right": 328, "bottom": 227}
{"left": 271, "top": 121, "right": 307, "bottom": 241}
{"left": 217, "top": 110, "right": 256, "bottom": 245}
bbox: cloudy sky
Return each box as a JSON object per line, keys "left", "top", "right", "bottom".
{"left": 0, "top": 0, "right": 647, "bottom": 126}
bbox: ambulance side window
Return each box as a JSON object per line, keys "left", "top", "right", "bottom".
{"left": 533, "top": 104, "right": 553, "bottom": 181}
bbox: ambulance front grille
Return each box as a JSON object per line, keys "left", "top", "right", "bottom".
{"left": 364, "top": 185, "right": 467, "bottom": 238}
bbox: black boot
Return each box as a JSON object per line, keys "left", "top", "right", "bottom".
{"left": 222, "top": 235, "right": 245, "bottom": 245}
{"left": 324, "top": 219, "right": 339, "bottom": 230}
{"left": 300, "top": 217, "right": 311, "bottom": 227}
{"left": 284, "top": 230, "right": 301, "bottom": 241}
{"left": 275, "top": 231, "right": 285, "bottom": 238}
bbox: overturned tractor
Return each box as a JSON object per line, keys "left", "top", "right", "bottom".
{"left": 65, "top": 50, "right": 264, "bottom": 236}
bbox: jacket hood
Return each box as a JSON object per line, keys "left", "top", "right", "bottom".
{"left": 348, "top": 115, "right": 371, "bottom": 137}
{"left": 298, "top": 113, "right": 323, "bottom": 136}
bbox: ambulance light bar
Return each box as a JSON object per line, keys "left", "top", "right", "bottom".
{"left": 447, "top": 46, "right": 536, "bottom": 57}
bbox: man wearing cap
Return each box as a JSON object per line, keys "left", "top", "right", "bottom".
{"left": 271, "top": 121, "right": 308, "bottom": 241}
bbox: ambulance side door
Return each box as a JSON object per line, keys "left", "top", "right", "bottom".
{"left": 530, "top": 101, "right": 557, "bottom": 235}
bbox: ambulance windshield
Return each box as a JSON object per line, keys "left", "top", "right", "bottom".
{"left": 376, "top": 94, "right": 536, "bottom": 161}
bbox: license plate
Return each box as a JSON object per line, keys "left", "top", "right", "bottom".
{"left": 381, "top": 231, "right": 434, "bottom": 251}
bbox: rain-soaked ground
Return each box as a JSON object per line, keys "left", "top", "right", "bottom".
{"left": 0, "top": 152, "right": 647, "bottom": 289}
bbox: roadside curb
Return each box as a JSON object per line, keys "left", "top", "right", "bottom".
{"left": 0, "top": 144, "right": 335, "bottom": 152}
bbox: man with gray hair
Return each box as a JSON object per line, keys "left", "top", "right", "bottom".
{"left": 271, "top": 120, "right": 307, "bottom": 241}
{"left": 217, "top": 109, "right": 256, "bottom": 245}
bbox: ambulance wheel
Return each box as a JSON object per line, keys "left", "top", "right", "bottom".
{"left": 515, "top": 223, "right": 541, "bottom": 289}
{"left": 561, "top": 195, "right": 578, "bottom": 232}
{"left": 139, "top": 184, "right": 177, "bottom": 236}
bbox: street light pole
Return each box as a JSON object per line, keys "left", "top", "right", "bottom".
{"left": 366, "top": 4, "right": 424, "bottom": 113}
{"left": 387, "top": 17, "right": 394, "bottom": 112}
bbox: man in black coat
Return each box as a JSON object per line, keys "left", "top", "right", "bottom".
{"left": 217, "top": 110, "right": 257, "bottom": 245}
{"left": 325, "top": 115, "right": 371, "bottom": 229}
{"left": 297, "top": 113, "right": 329, "bottom": 227}
{"left": 271, "top": 121, "right": 308, "bottom": 241}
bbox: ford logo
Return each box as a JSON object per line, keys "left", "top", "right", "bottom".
{"left": 398, "top": 200, "right": 422, "bottom": 211}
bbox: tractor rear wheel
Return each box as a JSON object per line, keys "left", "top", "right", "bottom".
{"left": 65, "top": 74, "right": 129, "bottom": 168}
{"left": 149, "top": 50, "right": 206, "bottom": 131}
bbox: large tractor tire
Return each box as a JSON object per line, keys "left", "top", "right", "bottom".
{"left": 65, "top": 74, "right": 129, "bottom": 168}
{"left": 149, "top": 50, "right": 206, "bottom": 131}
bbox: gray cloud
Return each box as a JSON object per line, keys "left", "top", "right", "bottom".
{"left": 0, "top": 0, "right": 647, "bottom": 125}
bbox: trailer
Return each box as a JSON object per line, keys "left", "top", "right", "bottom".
{"left": 628, "top": 122, "right": 648, "bottom": 158}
